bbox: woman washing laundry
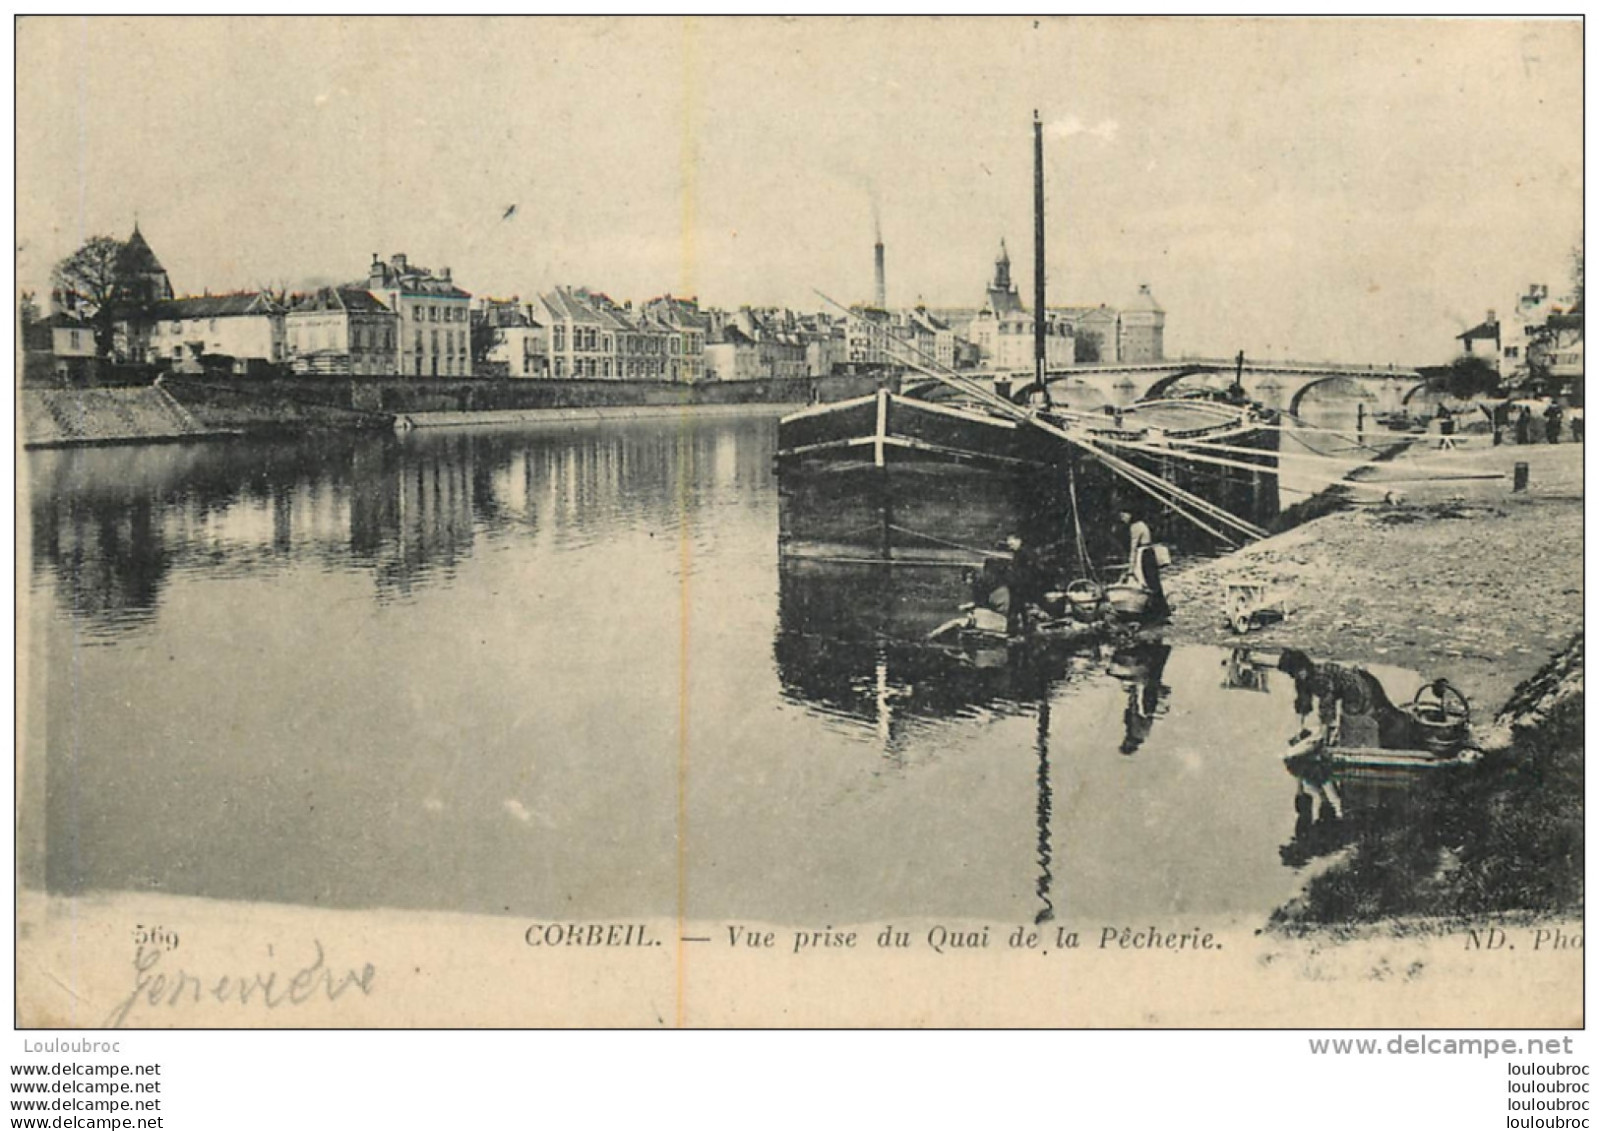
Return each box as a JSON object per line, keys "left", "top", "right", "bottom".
{"left": 1117, "top": 508, "right": 1169, "bottom": 621}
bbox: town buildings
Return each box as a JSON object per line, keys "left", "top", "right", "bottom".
{"left": 151, "top": 292, "right": 287, "bottom": 371}
{"left": 1458, "top": 283, "right": 1585, "bottom": 400}
{"left": 111, "top": 223, "right": 173, "bottom": 363}
{"left": 41, "top": 222, "right": 1173, "bottom": 388}
{"left": 1116, "top": 284, "right": 1166, "bottom": 363}
{"left": 286, "top": 287, "right": 400, "bottom": 376}
{"left": 474, "top": 298, "right": 549, "bottom": 378}
{"left": 641, "top": 295, "right": 710, "bottom": 383}
{"left": 968, "top": 241, "right": 1075, "bottom": 371}
{"left": 538, "top": 287, "right": 632, "bottom": 379}
{"left": 366, "top": 254, "right": 473, "bottom": 377}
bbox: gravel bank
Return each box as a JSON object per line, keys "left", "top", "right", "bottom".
{"left": 1161, "top": 440, "right": 1583, "bottom": 711}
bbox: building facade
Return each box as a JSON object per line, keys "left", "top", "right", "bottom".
{"left": 641, "top": 295, "right": 710, "bottom": 383}
{"left": 969, "top": 242, "right": 1074, "bottom": 372}
{"left": 538, "top": 287, "right": 630, "bottom": 379}
{"left": 366, "top": 253, "right": 473, "bottom": 377}
{"left": 150, "top": 292, "right": 287, "bottom": 370}
{"left": 1117, "top": 284, "right": 1166, "bottom": 363}
{"left": 475, "top": 298, "right": 549, "bottom": 378}
{"left": 703, "top": 324, "right": 762, "bottom": 381}
{"left": 109, "top": 223, "right": 175, "bottom": 363}
{"left": 287, "top": 287, "right": 400, "bottom": 376}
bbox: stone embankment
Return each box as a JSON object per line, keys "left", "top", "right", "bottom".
{"left": 1163, "top": 439, "right": 1583, "bottom": 711}
{"left": 21, "top": 384, "right": 224, "bottom": 447}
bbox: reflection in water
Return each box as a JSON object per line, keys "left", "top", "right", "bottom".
{"left": 26, "top": 414, "right": 1431, "bottom": 926}
{"left": 1033, "top": 694, "right": 1054, "bottom": 925}
{"left": 1113, "top": 642, "right": 1172, "bottom": 756}
{"left": 29, "top": 423, "right": 774, "bottom": 634}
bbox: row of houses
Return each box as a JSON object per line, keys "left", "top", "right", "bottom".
{"left": 41, "top": 225, "right": 1167, "bottom": 383}
{"left": 1456, "top": 281, "right": 1584, "bottom": 399}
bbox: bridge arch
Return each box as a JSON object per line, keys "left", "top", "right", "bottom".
{"left": 1399, "top": 380, "right": 1434, "bottom": 406}
{"left": 1287, "top": 373, "right": 1384, "bottom": 416}
{"left": 1136, "top": 365, "right": 1226, "bottom": 402}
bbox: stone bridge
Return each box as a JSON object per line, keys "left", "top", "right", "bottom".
{"left": 1013, "top": 359, "right": 1428, "bottom": 414}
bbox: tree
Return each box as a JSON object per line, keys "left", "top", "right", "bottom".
{"left": 51, "top": 236, "right": 125, "bottom": 357}
{"left": 470, "top": 317, "right": 503, "bottom": 372}
{"left": 1441, "top": 353, "right": 1500, "bottom": 399}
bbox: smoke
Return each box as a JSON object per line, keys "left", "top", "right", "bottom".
{"left": 1045, "top": 115, "right": 1119, "bottom": 142}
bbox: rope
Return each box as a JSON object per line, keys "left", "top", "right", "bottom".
{"left": 1067, "top": 432, "right": 1265, "bottom": 541}
{"left": 1095, "top": 433, "right": 1355, "bottom": 493}
{"left": 1067, "top": 465, "right": 1098, "bottom": 583}
{"left": 887, "top": 524, "right": 1005, "bottom": 558}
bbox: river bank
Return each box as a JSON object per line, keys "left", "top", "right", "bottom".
{"left": 1162, "top": 440, "right": 1583, "bottom": 710}
{"left": 1157, "top": 439, "right": 1583, "bottom": 931}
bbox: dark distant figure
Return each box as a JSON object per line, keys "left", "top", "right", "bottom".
{"left": 1004, "top": 533, "right": 1043, "bottom": 635}
{"left": 1545, "top": 402, "right": 1563, "bottom": 444}
{"left": 1572, "top": 410, "right": 1584, "bottom": 443}
{"left": 1118, "top": 509, "right": 1168, "bottom": 621}
{"left": 1516, "top": 406, "right": 1533, "bottom": 445}
{"left": 1436, "top": 404, "right": 1456, "bottom": 449}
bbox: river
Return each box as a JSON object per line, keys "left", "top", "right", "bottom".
{"left": 20, "top": 410, "right": 1427, "bottom": 927}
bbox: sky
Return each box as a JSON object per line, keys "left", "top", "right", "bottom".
{"left": 16, "top": 16, "right": 1584, "bottom": 365}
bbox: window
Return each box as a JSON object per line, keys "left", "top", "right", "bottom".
{"left": 68, "top": 330, "right": 80, "bottom": 350}
{"left": 553, "top": 326, "right": 565, "bottom": 351}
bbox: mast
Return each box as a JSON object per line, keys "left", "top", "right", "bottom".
{"left": 1033, "top": 110, "right": 1050, "bottom": 406}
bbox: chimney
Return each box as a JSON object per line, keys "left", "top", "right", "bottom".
{"left": 1487, "top": 309, "right": 1497, "bottom": 324}
{"left": 874, "top": 239, "right": 886, "bottom": 309}
{"left": 392, "top": 253, "right": 408, "bottom": 274}
{"left": 441, "top": 266, "right": 451, "bottom": 282}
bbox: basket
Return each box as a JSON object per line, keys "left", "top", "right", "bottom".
{"left": 1403, "top": 680, "right": 1472, "bottom": 754}
{"left": 1065, "top": 579, "right": 1105, "bottom": 621}
{"left": 1105, "top": 581, "right": 1151, "bottom": 616}
{"left": 1407, "top": 706, "right": 1470, "bottom": 753}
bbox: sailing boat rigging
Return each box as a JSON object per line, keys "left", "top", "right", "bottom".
{"left": 776, "top": 112, "right": 1281, "bottom": 565}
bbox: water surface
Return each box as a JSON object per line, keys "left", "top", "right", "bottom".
{"left": 22, "top": 413, "right": 1424, "bottom": 925}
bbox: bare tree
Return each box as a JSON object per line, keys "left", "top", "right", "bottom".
{"left": 51, "top": 235, "right": 125, "bottom": 357}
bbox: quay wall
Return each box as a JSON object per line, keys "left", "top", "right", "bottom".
{"left": 182, "top": 371, "right": 880, "bottom": 418}
{"left": 396, "top": 402, "right": 804, "bottom": 429}
{"left": 24, "top": 371, "right": 886, "bottom": 446}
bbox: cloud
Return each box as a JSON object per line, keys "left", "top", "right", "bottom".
{"left": 1045, "top": 115, "right": 1119, "bottom": 142}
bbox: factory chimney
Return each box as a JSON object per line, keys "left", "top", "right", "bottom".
{"left": 874, "top": 236, "right": 886, "bottom": 310}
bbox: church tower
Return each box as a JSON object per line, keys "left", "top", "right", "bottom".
{"left": 986, "top": 239, "right": 1022, "bottom": 315}
{"left": 114, "top": 222, "right": 174, "bottom": 306}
